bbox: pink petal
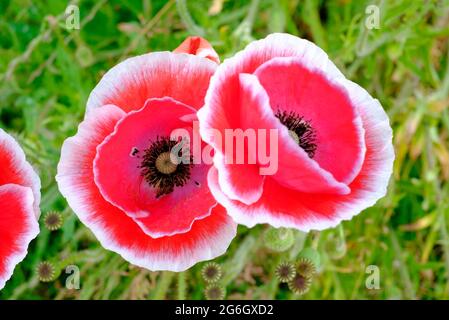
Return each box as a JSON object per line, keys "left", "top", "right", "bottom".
{"left": 0, "top": 184, "right": 39, "bottom": 289}
{"left": 213, "top": 152, "right": 265, "bottom": 205}
{"left": 0, "top": 128, "right": 41, "bottom": 217}
{"left": 254, "top": 57, "right": 366, "bottom": 185}
{"left": 200, "top": 72, "right": 350, "bottom": 195}
{"left": 94, "top": 97, "right": 216, "bottom": 238}
{"left": 200, "top": 33, "right": 343, "bottom": 146}
{"left": 208, "top": 79, "right": 394, "bottom": 231}
{"left": 57, "top": 106, "right": 237, "bottom": 271}
{"left": 173, "top": 36, "right": 220, "bottom": 64}
{"left": 239, "top": 73, "right": 352, "bottom": 194}
{"left": 86, "top": 52, "right": 216, "bottom": 114}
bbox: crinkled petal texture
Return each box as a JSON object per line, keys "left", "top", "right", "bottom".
{"left": 199, "top": 33, "right": 394, "bottom": 231}
{"left": 86, "top": 51, "right": 217, "bottom": 114}
{"left": 0, "top": 129, "right": 40, "bottom": 289}
{"left": 57, "top": 51, "right": 237, "bottom": 271}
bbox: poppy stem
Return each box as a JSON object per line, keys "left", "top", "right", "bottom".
{"left": 288, "top": 231, "right": 307, "bottom": 261}
{"left": 390, "top": 230, "right": 416, "bottom": 299}
{"left": 152, "top": 271, "right": 174, "bottom": 299}
{"left": 177, "top": 272, "right": 187, "bottom": 300}
{"left": 232, "top": 0, "right": 260, "bottom": 44}
{"left": 266, "top": 254, "right": 283, "bottom": 299}
{"left": 176, "top": 0, "right": 205, "bottom": 36}
{"left": 222, "top": 233, "right": 259, "bottom": 286}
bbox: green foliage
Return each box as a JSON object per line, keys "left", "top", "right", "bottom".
{"left": 1, "top": 0, "right": 449, "bottom": 300}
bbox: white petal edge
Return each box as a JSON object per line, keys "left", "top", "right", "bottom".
{"left": 200, "top": 33, "right": 345, "bottom": 151}
{"left": 57, "top": 106, "right": 237, "bottom": 271}
{"left": 199, "top": 33, "right": 365, "bottom": 189}
{"left": 208, "top": 78, "right": 394, "bottom": 232}
{"left": 86, "top": 51, "right": 217, "bottom": 114}
{"left": 213, "top": 152, "right": 265, "bottom": 205}
{"left": 252, "top": 56, "right": 367, "bottom": 186}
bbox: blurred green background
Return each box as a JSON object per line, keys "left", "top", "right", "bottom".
{"left": 1, "top": 0, "right": 449, "bottom": 300}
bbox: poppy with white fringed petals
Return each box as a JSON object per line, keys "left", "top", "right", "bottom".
{"left": 199, "top": 33, "right": 394, "bottom": 231}
{"left": 56, "top": 37, "right": 237, "bottom": 272}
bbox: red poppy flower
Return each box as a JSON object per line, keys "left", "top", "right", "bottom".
{"left": 56, "top": 38, "right": 237, "bottom": 271}
{"left": 173, "top": 36, "right": 220, "bottom": 64}
{"left": 0, "top": 128, "right": 40, "bottom": 289}
{"left": 198, "top": 33, "right": 394, "bottom": 231}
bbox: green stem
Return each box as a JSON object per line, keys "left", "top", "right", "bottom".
{"left": 266, "top": 254, "right": 283, "bottom": 299}
{"left": 425, "top": 127, "right": 449, "bottom": 298}
{"left": 232, "top": 0, "right": 260, "bottom": 44}
{"left": 177, "top": 272, "right": 187, "bottom": 300}
{"left": 244, "top": 0, "right": 260, "bottom": 30}
{"left": 152, "top": 272, "right": 174, "bottom": 300}
{"left": 176, "top": 0, "right": 205, "bottom": 36}
{"left": 288, "top": 231, "right": 307, "bottom": 260}
{"left": 222, "top": 233, "right": 260, "bottom": 286}
{"left": 390, "top": 231, "right": 416, "bottom": 299}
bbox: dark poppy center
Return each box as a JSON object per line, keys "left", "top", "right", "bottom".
{"left": 205, "top": 267, "right": 218, "bottom": 278}
{"left": 155, "top": 152, "right": 178, "bottom": 175}
{"left": 275, "top": 110, "right": 317, "bottom": 158}
{"left": 139, "top": 136, "right": 192, "bottom": 198}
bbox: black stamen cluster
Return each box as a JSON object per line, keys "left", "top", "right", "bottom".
{"left": 275, "top": 110, "right": 317, "bottom": 158}
{"left": 140, "top": 136, "right": 192, "bottom": 198}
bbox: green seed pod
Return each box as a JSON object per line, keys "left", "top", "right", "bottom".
{"left": 298, "top": 247, "right": 320, "bottom": 269}
{"left": 201, "top": 262, "right": 222, "bottom": 283}
{"left": 204, "top": 284, "right": 226, "bottom": 300}
{"left": 36, "top": 261, "right": 57, "bottom": 282}
{"left": 296, "top": 257, "right": 316, "bottom": 278}
{"left": 288, "top": 273, "right": 312, "bottom": 295}
{"left": 43, "top": 211, "right": 63, "bottom": 231}
{"left": 324, "top": 228, "right": 347, "bottom": 260}
{"left": 264, "top": 227, "right": 295, "bottom": 252}
{"left": 75, "top": 45, "right": 95, "bottom": 68}
{"left": 275, "top": 261, "right": 296, "bottom": 283}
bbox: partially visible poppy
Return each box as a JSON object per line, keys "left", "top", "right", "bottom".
{"left": 0, "top": 128, "right": 40, "bottom": 289}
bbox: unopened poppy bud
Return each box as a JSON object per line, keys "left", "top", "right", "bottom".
{"left": 264, "top": 227, "right": 294, "bottom": 252}
{"left": 324, "top": 227, "right": 347, "bottom": 260}
{"left": 298, "top": 247, "right": 321, "bottom": 269}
